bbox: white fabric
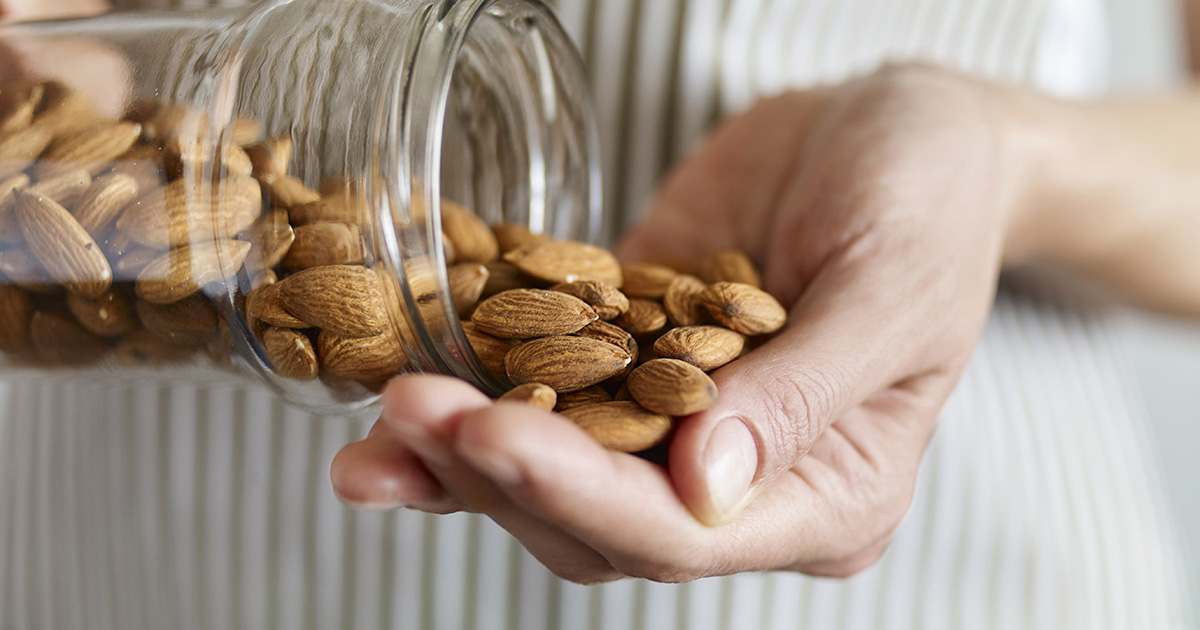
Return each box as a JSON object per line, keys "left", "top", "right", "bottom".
{"left": 1, "top": 0, "right": 1194, "bottom": 628}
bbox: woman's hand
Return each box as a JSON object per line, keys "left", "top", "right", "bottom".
{"left": 330, "top": 63, "right": 1199, "bottom": 582}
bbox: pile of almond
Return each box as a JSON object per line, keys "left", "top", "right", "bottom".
{"left": 0, "top": 78, "right": 790, "bottom": 450}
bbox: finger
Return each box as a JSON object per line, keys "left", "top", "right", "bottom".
{"left": 330, "top": 431, "right": 462, "bottom": 514}
{"left": 0, "top": 0, "right": 109, "bottom": 21}
{"left": 616, "top": 90, "right": 833, "bottom": 264}
{"left": 381, "top": 376, "right": 622, "bottom": 583}
{"left": 668, "top": 253, "right": 924, "bottom": 526}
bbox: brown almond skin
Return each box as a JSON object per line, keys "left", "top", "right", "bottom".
{"left": 498, "top": 383, "right": 557, "bottom": 411}
{"left": 136, "top": 295, "right": 217, "bottom": 345}
{"left": 663, "top": 274, "right": 708, "bottom": 327}
{"left": 262, "top": 326, "right": 319, "bottom": 381}
{"left": 36, "top": 120, "right": 142, "bottom": 179}
{"left": 559, "top": 401, "right": 672, "bottom": 452}
{"left": 574, "top": 319, "right": 638, "bottom": 380}
{"left": 0, "top": 125, "right": 53, "bottom": 179}
{"left": 0, "top": 81, "right": 41, "bottom": 136}
{"left": 266, "top": 175, "right": 320, "bottom": 207}
{"left": 13, "top": 189, "right": 112, "bottom": 299}
{"left": 243, "top": 210, "right": 295, "bottom": 273}
{"left": 699, "top": 249, "right": 762, "bottom": 288}
{"left": 281, "top": 222, "right": 363, "bottom": 269}
{"left": 277, "top": 265, "right": 388, "bottom": 338}
{"left": 554, "top": 385, "right": 612, "bottom": 411}
{"left": 111, "top": 329, "right": 198, "bottom": 366}
{"left": 244, "top": 136, "right": 292, "bottom": 178}
{"left": 28, "top": 168, "right": 92, "bottom": 207}
{"left": 0, "top": 285, "right": 33, "bottom": 353}
{"left": 0, "top": 173, "right": 31, "bottom": 244}
{"left": 318, "top": 328, "right": 410, "bottom": 383}
{"left": 614, "top": 298, "right": 668, "bottom": 337}
{"left": 699, "top": 282, "right": 787, "bottom": 335}
{"left": 481, "top": 260, "right": 529, "bottom": 297}
{"left": 246, "top": 281, "right": 309, "bottom": 329}
{"left": 505, "top": 335, "right": 631, "bottom": 393}
{"left": 471, "top": 288, "right": 597, "bottom": 339}
{"left": 71, "top": 173, "right": 140, "bottom": 236}
{"left": 66, "top": 289, "right": 139, "bottom": 337}
{"left": 115, "top": 176, "right": 262, "bottom": 248}
{"left": 627, "top": 358, "right": 718, "bottom": 416}
{"left": 440, "top": 199, "right": 499, "bottom": 263}
{"left": 492, "top": 223, "right": 550, "bottom": 254}
{"left": 447, "top": 263, "right": 489, "bottom": 317}
{"left": 504, "top": 240, "right": 624, "bottom": 288}
{"left": 135, "top": 240, "right": 251, "bottom": 305}
{"left": 620, "top": 262, "right": 678, "bottom": 300}
{"left": 30, "top": 311, "right": 108, "bottom": 365}
{"left": 549, "top": 280, "right": 629, "bottom": 321}
{"left": 462, "top": 320, "right": 517, "bottom": 381}
{"left": 653, "top": 326, "right": 745, "bottom": 372}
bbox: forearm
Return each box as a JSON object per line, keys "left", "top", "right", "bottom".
{"left": 1005, "top": 88, "right": 1200, "bottom": 318}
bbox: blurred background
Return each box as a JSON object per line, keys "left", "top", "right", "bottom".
{"left": 1103, "top": 0, "right": 1200, "bottom": 602}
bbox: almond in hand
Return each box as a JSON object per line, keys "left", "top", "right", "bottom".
{"left": 614, "top": 298, "right": 668, "bottom": 337}
{"left": 498, "top": 383, "right": 557, "bottom": 411}
{"left": 620, "top": 262, "right": 677, "bottom": 299}
{"left": 699, "top": 282, "right": 787, "bottom": 335}
{"left": 698, "top": 249, "right": 762, "bottom": 288}
{"left": 505, "top": 335, "right": 631, "bottom": 393}
{"left": 471, "top": 288, "right": 597, "bottom": 339}
{"left": 262, "top": 326, "right": 319, "bottom": 381}
{"left": 554, "top": 385, "right": 612, "bottom": 411}
{"left": 653, "top": 325, "right": 744, "bottom": 372}
{"left": 13, "top": 189, "right": 112, "bottom": 299}
{"left": 663, "top": 274, "right": 708, "bottom": 327}
{"left": 627, "top": 358, "right": 718, "bottom": 416}
{"left": 277, "top": 265, "right": 388, "bottom": 338}
{"left": 559, "top": 401, "right": 672, "bottom": 452}
{"left": 504, "top": 240, "right": 623, "bottom": 287}
{"left": 549, "top": 280, "right": 629, "bottom": 320}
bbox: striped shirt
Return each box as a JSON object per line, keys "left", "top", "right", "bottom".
{"left": 0, "top": 0, "right": 1193, "bottom": 629}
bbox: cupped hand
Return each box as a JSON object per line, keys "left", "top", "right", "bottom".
{"left": 332, "top": 64, "right": 1045, "bottom": 582}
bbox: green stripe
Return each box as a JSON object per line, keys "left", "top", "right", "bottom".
{"left": 658, "top": 0, "right": 690, "bottom": 172}
{"left": 229, "top": 389, "right": 247, "bottom": 630}
{"left": 265, "top": 399, "right": 286, "bottom": 630}
{"left": 303, "top": 413, "right": 323, "bottom": 630}
{"left": 607, "top": 0, "right": 645, "bottom": 243}
{"left": 581, "top": 0, "right": 603, "bottom": 71}
{"left": 156, "top": 385, "right": 178, "bottom": 628}
{"left": 195, "top": 388, "right": 210, "bottom": 630}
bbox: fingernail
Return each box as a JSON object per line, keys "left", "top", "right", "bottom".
{"left": 702, "top": 418, "right": 759, "bottom": 525}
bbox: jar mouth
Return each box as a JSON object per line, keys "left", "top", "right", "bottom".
{"left": 375, "top": 0, "right": 601, "bottom": 397}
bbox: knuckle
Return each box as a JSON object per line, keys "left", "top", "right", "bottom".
{"left": 758, "top": 368, "right": 842, "bottom": 461}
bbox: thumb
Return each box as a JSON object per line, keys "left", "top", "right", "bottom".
{"left": 668, "top": 258, "right": 910, "bottom": 526}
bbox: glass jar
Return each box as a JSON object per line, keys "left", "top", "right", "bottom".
{"left": 0, "top": 0, "right": 601, "bottom": 413}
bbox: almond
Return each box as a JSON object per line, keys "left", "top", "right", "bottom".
{"left": 71, "top": 172, "right": 140, "bottom": 236}
{"left": 471, "top": 288, "right": 597, "bottom": 339}
{"left": 292, "top": 193, "right": 366, "bottom": 225}
{"left": 614, "top": 298, "right": 667, "bottom": 337}
{"left": 462, "top": 320, "right": 517, "bottom": 380}
{"left": 504, "top": 240, "right": 623, "bottom": 287}
{"left": 0, "top": 285, "right": 32, "bottom": 353}
{"left": 505, "top": 335, "right": 631, "bottom": 392}
{"left": 0, "top": 173, "right": 30, "bottom": 243}
{"left": 66, "top": 288, "right": 139, "bottom": 337}
{"left": 30, "top": 311, "right": 108, "bottom": 364}
{"left": 492, "top": 223, "right": 550, "bottom": 254}
{"left": 482, "top": 260, "right": 529, "bottom": 296}
{"left": 262, "top": 326, "right": 319, "bottom": 381}
{"left": 699, "top": 282, "right": 787, "bottom": 335}
{"left": 549, "top": 280, "right": 628, "bottom": 320}
{"left": 36, "top": 121, "right": 142, "bottom": 179}
{"left": 246, "top": 280, "right": 308, "bottom": 329}
{"left": 0, "top": 81, "right": 42, "bottom": 136}
{"left": 242, "top": 210, "right": 295, "bottom": 273}
{"left": 573, "top": 319, "right": 638, "bottom": 370}
{"left": 281, "top": 222, "right": 362, "bottom": 269}
{"left": 558, "top": 401, "right": 672, "bottom": 452}
{"left": 627, "top": 358, "right": 719, "bottom": 416}
{"left": 653, "top": 325, "right": 745, "bottom": 371}
{"left": 662, "top": 274, "right": 708, "bottom": 327}
{"left": 0, "top": 125, "right": 53, "bottom": 179}
{"left": 265, "top": 175, "right": 320, "bottom": 208}
{"left": 135, "top": 239, "right": 251, "bottom": 304}
{"left": 277, "top": 265, "right": 387, "bottom": 338}
{"left": 620, "top": 262, "right": 677, "bottom": 299}
{"left": 112, "top": 247, "right": 161, "bottom": 280}
{"left": 28, "top": 168, "right": 92, "bottom": 207}
{"left": 699, "top": 249, "right": 762, "bottom": 288}
{"left": 116, "top": 175, "right": 262, "bottom": 248}
{"left": 136, "top": 295, "right": 217, "bottom": 345}
{"left": 318, "top": 327, "right": 410, "bottom": 382}
{"left": 111, "top": 329, "right": 197, "bottom": 366}
{"left": 554, "top": 385, "right": 612, "bottom": 411}
{"left": 227, "top": 118, "right": 262, "bottom": 146}
{"left": 498, "top": 383, "right": 558, "bottom": 411}
{"left": 13, "top": 189, "right": 112, "bottom": 299}
{"left": 32, "top": 80, "right": 99, "bottom": 137}
{"left": 440, "top": 199, "right": 499, "bottom": 263}
{"left": 447, "top": 263, "right": 489, "bottom": 317}
{"left": 244, "top": 136, "right": 292, "bottom": 178}
{"left": 110, "top": 145, "right": 171, "bottom": 191}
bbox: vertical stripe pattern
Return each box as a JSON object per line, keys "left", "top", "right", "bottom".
{"left": 3, "top": 0, "right": 1193, "bottom": 628}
